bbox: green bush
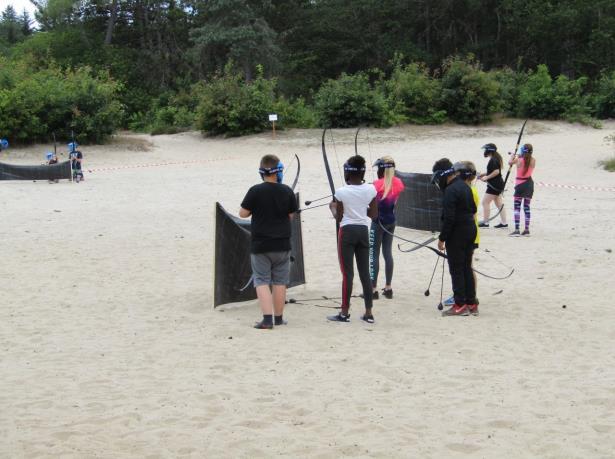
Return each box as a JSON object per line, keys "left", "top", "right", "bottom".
{"left": 491, "top": 67, "right": 525, "bottom": 116}
{"left": 195, "top": 66, "right": 277, "bottom": 137}
{"left": 592, "top": 71, "right": 615, "bottom": 119}
{"left": 0, "top": 59, "right": 123, "bottom": 143}
{"left": 383, "top": 62, "right": 446, "bottom": 124}
{"left": 272, "top": 97, "right": 318, "bottom": 128}
{"left": 440, "top": 56, "right": 500, "bottom": 124}
{"left": 517, "top": 64, "right": 594, "bottom": 125}
{"left": 314, "top": 72, "right": 394, "bottom": 128}
{"left": 128, "top": 91, "right": 196, "bottom": 135}
{"left": 600, "top": 157, "right": 615, "bottom": 171}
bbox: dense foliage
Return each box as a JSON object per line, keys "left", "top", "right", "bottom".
{"left": 1, "top": 0, "right": 614, "bottom": 139}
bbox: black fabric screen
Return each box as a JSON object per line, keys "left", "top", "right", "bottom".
{"left": 394, "top": 171, "right": 442, "bottom": 232}
{"left": 213, "top": 194, "right": 306, "bottom": 307}
{"left": 0, "top": 161, "right": 72, "bottom": 181}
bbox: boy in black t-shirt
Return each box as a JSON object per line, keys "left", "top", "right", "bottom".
{"left": 239, "top": 155, "right": 298, "bottom": 329}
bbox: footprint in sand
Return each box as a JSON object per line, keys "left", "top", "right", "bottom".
{"left": 446, "top": 443, "right": 482, "bottom": 454}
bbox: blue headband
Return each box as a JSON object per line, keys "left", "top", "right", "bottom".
{"left": 259, "top": 162, "right": 284, "bottom": 183}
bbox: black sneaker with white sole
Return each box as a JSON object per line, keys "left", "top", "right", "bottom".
{"left": 494, "top": 223, "right": 508, "bottom": 229}
{"left": 327, "top": 312, "right": 350, "bottom": 322}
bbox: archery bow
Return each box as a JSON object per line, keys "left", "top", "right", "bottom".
{"left": 378, "top": 221, "right": 514, "bottom": 280}
{"left": 501, "top": 119, "right": 528, "bottom": 192}
{"left": 321, "top": 128, "right": 339, "bottom": 237}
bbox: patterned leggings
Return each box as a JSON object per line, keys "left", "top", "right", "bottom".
{"left": 513, "top": 197, "right": 531, "bottom": 230}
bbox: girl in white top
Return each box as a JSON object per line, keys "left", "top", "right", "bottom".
{"left": 327, "top": 155, "right": 378, "bottom": 323}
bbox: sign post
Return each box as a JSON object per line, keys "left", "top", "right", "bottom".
{"left": 268, "top": 114, "right": 278, "bottom": 139}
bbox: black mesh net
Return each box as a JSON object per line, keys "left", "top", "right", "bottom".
{"left": 394, "top": 171, "right": 442, "bottom": 232}
{"left": 0, "top": 161, "right": 72, "bottom": 181}
{"left": 213, "top": 194, "right": 306, "bottom": 307}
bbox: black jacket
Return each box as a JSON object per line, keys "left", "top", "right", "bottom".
{"left": 438, "top": 177, "right": 477, "bottom": 242}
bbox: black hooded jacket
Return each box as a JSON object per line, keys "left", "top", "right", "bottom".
{"left": 438, "top": 177, "right": 477, "bottom": 242}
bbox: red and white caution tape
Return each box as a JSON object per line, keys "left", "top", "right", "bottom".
{"left": 535, "top": 181, "right": 615, "bottom": 192}
{"left": 87, "top": 157, "right": 234, "bottom": 173}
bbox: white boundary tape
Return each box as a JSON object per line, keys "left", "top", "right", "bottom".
{"left": 535, "top": 181, "right": 615, "bottom": 192}
{"left": 87, "top": 157, "right": 234, "bottom": 173}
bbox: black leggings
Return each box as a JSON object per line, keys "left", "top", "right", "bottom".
{"left": 338, "top": 225, "right": 372, "bottom": 314}
{"left": 370, "top": 221, "right": 395, "bottom": 288}
{"left": 445, "top": 225, "right": 477, "bottom": 306}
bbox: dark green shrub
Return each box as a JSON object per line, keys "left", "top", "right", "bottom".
{"left": 195, "top": 66, "right": 276, "bottom": 137}
{"left": 314, "top": 72, "right": 394, "bottom": 128}
{"left": 272, "top": 97, "right": 318, "bottom": 128}
{"left": 0, "top": 57, "right": 123, "bottom": 143}
{"left": 491, "top": 67, "right": 526, "bottom": 116}
{"left": 440, "top": 56, "right": 500, "bottom": 124}
{"left": 384, "top": 62, "right": 446, "bottom": 124}
{"left": 592, "top": 71, "right": 615, "bottom": 119}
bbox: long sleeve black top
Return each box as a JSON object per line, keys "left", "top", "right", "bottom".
{"left": 438, "top": 177, "right": 477, "bottom": 242}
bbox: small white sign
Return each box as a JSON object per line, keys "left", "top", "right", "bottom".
{"left": 269, "top": 114, "right": 278, "bottom": 122}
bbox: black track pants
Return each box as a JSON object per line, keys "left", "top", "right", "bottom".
{"left": 445, "top": 224, "right": 477, "bottom": 306}
{"left": 338, "top": 225, "right": 373, "bottom": 313}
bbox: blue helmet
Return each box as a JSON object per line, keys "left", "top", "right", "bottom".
{"left": 259, "top": 162, "right": 284, "bottom": 183}
{"left": 0, "top": 138, "right": 8, "bottom": 150}
{"left": 68, "top": 141, "right": 78, "bottom": 152}
{"left": 46, "top": 151, "right": 54, "bottom": 160}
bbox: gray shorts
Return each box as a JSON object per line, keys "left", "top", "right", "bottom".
{"left": 250, "top": 251, "right": 291, "bottom": 287}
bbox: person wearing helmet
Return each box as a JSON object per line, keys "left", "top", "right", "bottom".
{"left": 508, "top": 143, "right": 536, "bottom": 236}
{"left": 478, "top": 143, "right": 508, "bottom": 228}
{"left": 46, "top": 151, "right": 59, "bottom": 183}
{"left": 327, "top": 155, "right": 378, "bottom": 324}
{"left": 68, "top": 141, "right": 84, "bottom": 182}
{"left": 0, "top": 138, "right": 8, "bottom": 151}
{"left": 432, "top": 159, "right": 478, "bottom": 317}
{"left": 370, "top": 156, "right": 405, "bottom": 300}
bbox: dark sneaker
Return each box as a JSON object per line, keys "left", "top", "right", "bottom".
{"left": 467, "top": 304, "right": 479, "bottom": 316}
{"left": 522, "top": 229, "right": 530, "bottom": 236}
{"left": 373, "top": 290, "right": 379, "bottom": 300}
{"left": 327, "top": 312, "right": 350, "bottom": 322}
{"left": 494, "top": 223, "right": 508, "bottom": 229}
{"left": 382, "top": 288, "right": 393, "bottom": 299}
{"left": 361, "top": 314, "right": 375, "bottom": 324}
{"left": 478, "top": 222, "right": 489, "bottom": 228}
{"left": 509, "top": 230, "right": 521, "bottom": 237}
{"left": 274, "top": 318, "right": 288, "bottom": 326}
{"left": 254, "top": 320, "right": 273, "bottom": 329}
{"left": 442, "top": 304, "right": 469, "bottom": 317}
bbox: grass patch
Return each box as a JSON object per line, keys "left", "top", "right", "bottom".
{"left": 599, "top": 157, "right": 615, "bottom": 171}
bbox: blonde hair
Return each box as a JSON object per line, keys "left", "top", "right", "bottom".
{"left": 380, "top": 155, "right": 396, "bottom": 198}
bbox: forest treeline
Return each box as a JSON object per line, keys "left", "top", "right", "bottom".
{"left": 1, "top": 0, "right": 614, "bottom": 142}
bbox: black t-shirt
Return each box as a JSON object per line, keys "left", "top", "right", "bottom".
{"left": 486, "top": 157, "right": 504, "bottom": 191}
{"left": 70, "top": 151, "right": 83, "bottom": 170}
{"left": 241, "top": 182, "right": 298, "bottom": 253}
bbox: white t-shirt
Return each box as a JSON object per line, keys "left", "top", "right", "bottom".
{"left": 335, "top": 183, "right": 377, "bottom": 227}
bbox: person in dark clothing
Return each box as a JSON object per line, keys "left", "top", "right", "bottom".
{"left": 68, "top": 142, "right": 84, "bottom": 182}
{"left": 432, "top": 159, "right": 478, "bottom": 317}
{"left": 327, "top": 155, "right": 378, "bottom": 324}
{"left": 478, "top": 143, "right": 508, "bottom": 228}
{"left": 239, "top": 154, "right": 299, "bottom": 329}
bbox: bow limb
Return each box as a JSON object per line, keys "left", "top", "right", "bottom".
{"left": 290, "top": 154, "right": 300, "bottom": 191}
{"left": 354, "top": 127, "right": 360, "bottom": 156}
{"left": 378, "top": 221, "right": 446, "bottom": 258}
{"left": 322, "top": 128, "right": 339, "bottom": 237}
{"left": 501, "top": 119, "right": 528, "bottom": 191}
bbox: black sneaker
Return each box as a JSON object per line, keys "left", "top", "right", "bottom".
{"left": 373, "top": 290, "right": 379, "bottom": 300}
{"left": 509, "top": 230, "right": 521, "bottom": 237}
{"left": 478, "top": 222, "right": 489, "bottom": 228}
{"left": 494, "top": 223, "right": 508, "bottom": 229}
{"left": 361, "top": 314, "right": 375, "bottom": 324}
{"left": 327, "top": 312, "right": 350, "bottom": 322}
{"left": 254, "top": 320, "right": 273, "bottom": 329}
{"left": 382, "top": 288, "right": 393, "bottom": 299}
{"left": 522, "top": 229, "right": 530, "bottom": 236}
{"left": 274, "top": 318, "right": 288, "bottom": 326}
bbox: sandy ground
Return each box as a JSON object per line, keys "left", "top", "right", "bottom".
{"left": 1, "top": 120, "right": 614, "bottom": 458}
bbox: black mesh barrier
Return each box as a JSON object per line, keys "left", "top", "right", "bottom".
{"left": 214, "top": 194, "right": 306, "bottom": 307}
{"left": 394, "top": 171, "right": 442, "bottom": 232}
{"left": 0, "top": 161, "right": 72, "bottom": 181}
